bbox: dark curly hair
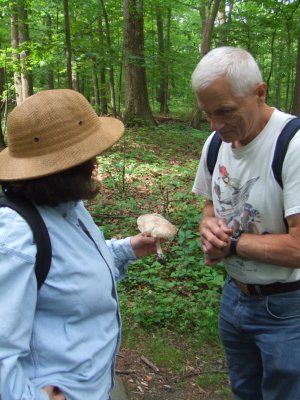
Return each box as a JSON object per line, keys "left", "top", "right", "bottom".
{"left": 1, "top": 158, "right": 99, "bottom": 206}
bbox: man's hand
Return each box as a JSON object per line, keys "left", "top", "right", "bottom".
{"left": 130, "top": 233, "right": 157, "bottom": 257}
{"left": 200, "top": 216, "right": 232, "bottom": 265}
{"left": 42, "top": 386, "right": 65, "bottom": 400}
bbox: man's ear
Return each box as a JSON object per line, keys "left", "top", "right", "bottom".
{"left": 255, "top": 82, "right": 267, "bottom": 102}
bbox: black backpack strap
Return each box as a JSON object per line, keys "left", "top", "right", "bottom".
{"left": 272, "top": 117, "right": 300, "bottom": 189}
{"left": 0, "top": 194, "right": 52, "bottom": 290}
{"left": 207, "top": 131, "right": 222, "bottom": 175}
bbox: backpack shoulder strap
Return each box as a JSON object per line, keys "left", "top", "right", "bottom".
{"left": 207, "top": 131, "right": 222, "bottom": 176}
{"left": 272, "top": 117, "right": 300, "bottom": 189}
{"left": 0, "top": 193, "right": 52, "bottom": 290}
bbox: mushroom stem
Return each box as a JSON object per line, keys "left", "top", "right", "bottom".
{"left": 156, "top": 238, "right": 163, "bottom": 256}
{"left": 156, "top": 238, "right": 166, "bottom": 265}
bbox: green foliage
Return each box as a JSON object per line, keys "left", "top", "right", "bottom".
{"left": 89, "top": 122, "right": 226, "bottom": 341}
{"left": 1, "top": 0, "right": 299, "bottom": 114}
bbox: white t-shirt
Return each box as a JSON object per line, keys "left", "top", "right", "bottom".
{"left": 193, "top": 108, "right": 300, "bottom": 284}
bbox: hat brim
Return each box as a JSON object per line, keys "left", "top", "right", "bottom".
{"left": 0, "top": 117, "right": 124, "bottom": 181}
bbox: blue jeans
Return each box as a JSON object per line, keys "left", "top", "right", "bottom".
{"left": 219, "top": 278, "right": 300, "bottom": 400}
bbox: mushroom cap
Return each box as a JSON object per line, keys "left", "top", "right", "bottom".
{"left": 137, "top": 213, "right": 178, "bottom": 239}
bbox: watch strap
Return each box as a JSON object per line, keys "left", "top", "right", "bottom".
{"left": 229, "top": 230, "right": 244, "bottom": 256}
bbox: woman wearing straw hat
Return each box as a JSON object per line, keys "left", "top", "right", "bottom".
{"left": 0, "top": 89, "right": 156, "bottom": 400}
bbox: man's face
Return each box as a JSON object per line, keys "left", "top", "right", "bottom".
{"left": 196, "top": 78, "right": 267, "bottom": 146}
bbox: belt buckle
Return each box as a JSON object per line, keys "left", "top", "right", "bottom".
{"left": 235, "top": 280, "right": 251, "bottom": 295}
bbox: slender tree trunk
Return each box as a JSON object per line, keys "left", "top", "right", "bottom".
{"left": 217, "top": 0, "right": 233, "bottom": 46}
{"left": 292, "top": 18, "right": 300, "bottom": 116}
{"left": 100, "top": 0, "right": 116, "bottom": 115}
{"left": 56, "top": 6, "right": 61, "bottom": 88}
{"left": 46, "top": 14, "right": 55, "bottom": 89}
{"left": 285, "top": 20, "right": 292, "bottom": 111}
{"left": 156, "top": 7, "right": 164, "bottom": 112}
{"left": 91, "top": 59, "right": 100, "bottom": 115}
{"left": 0, "top": 67, "right": 6, "bottom": 149}
{"left": 164, "top": 8, "right": 171, "bottom": 113}
{"left": 11, "top": 2, "right": 23, "bottom": 104}
{"left": 274, "top": 41, "right": 284, "bottom": 109}
{"left": 63, "top": 0, "right": 73, "bottom": 89}
{"left": 72, "top": 71, "right": 78, "bottom": 91}
{"left": 200, "top": 0, "right": 221, "bottom": 56}
{"left": 190, "top": 0, "right": 221, "bottom": 129}
{"left": 97, "top": 10, "right": 108, "bottom": 115}
{"left": 118, "top": 57, "right": 123, "bottom": 114}
{"left": 123, "top": 0, "right": 156, "bottom": 125}
{"left": 156, "top": 5, "right": 170, "bottom": 114}
{"left": 18, "top": 0, "right": 33, "bottom": 99}
{"left": 266, "top": 31, "right": 276, "bottom": 104}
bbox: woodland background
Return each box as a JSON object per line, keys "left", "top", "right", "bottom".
{"left": 1, "top": 1, "right": 300, "bottom": 397}
{"left": 1, "top": 0, "right": 300, "bottom": 136}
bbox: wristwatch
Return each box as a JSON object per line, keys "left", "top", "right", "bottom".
{"left": 229, "top": 230, "right": 244, "bottom": 256}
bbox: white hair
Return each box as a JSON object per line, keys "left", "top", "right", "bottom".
{"left": 191, "top": 47, "right": 263, "bottom": 97}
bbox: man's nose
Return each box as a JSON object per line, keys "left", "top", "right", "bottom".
{"left": 210, "top": 118, "right": 225, "bottom": 132}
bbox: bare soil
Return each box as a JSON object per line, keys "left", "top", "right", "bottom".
{"left": 116, "top": 347, "right": 231, "bottom": 400}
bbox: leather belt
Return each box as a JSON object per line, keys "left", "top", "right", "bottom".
{"left": 232, "top": 278, "right": 300, "bottom": 296}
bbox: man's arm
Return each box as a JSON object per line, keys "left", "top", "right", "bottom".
{"left": 235, "top": 213, "right": 300, "bottom": 268}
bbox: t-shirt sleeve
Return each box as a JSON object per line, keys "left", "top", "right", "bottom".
{"left": 192, "top": 133, "right": 215, "bottom": 199}
{"left": 282, "top": 130, "right": 300, "bottom": 218}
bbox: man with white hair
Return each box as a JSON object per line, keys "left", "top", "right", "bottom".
{"left": 192, "top": 46, "right": 300, "bottom": 400}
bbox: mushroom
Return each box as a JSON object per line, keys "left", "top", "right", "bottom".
{"left": 137, "top": 213, "right": 178, "bottom": 264}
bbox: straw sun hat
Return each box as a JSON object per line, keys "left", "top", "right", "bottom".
{"left": 0, "top": 89, "right": 124, "bottom": 181}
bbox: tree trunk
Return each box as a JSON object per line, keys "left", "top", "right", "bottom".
{"left": 165, "top": 8, "right": 171, "bottom": 113}
{"left": 97, "top": 9, "right": 108, "bottom": 115}
{"left": 217, "top": 0, "right": 233, "bottom": 46}
{"left": 118, "top": 58, "right": 123, "bottom": 114}
{"left": 18, "top": 0, "right": 33, "bottom": 99}
{"left": 265, "top": 31, "right": 276, "bottom": 105}
{"left": 200, "top": 0, "right": 221, "bottom": 56}
{"left": 63, "top": 0, "right": 73, "bottom": 89}
{"left": 190, "top": 0, "right": 221, "bottom": 129}
{"left": 292, "top": 18, "right": 300, "bottom": 116}
{"left": 11, "top": 1, "right": 23, "bottom": 104}
{"left": 274, "top": 40, "right": 284, "bottom": 110}
{"left": 72, "top": 71, "right": 78, "bottom": 91}
{"left": 46, "top": 13, "right": 55, "bottom": 89}
{"left": 0, "top": 67, "right": 6, "bottom": 149}
{"left": 156, "top": 5, "right": 170, "bottom": 115}
{"left": 156, "top": 7, "right": 164, "bottom": 112}
{"left": 285, "top": 19, "right": 292, "bottom": 112}
{"left": 123, "top": 0, "right": 156, "bottom": 126}
{"left": 92, "top": 59, "right": 100, "bottom": 115}
{"left": 100, "top": 0, "right": 116, "bottom": 116}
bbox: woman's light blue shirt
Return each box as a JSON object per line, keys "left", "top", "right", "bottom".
{"left": 0, "top": 201, "right": 136, "bottom": 400}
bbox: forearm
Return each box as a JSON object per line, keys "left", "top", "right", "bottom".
{"left": 235, "top": 232, "right": 300, "bottom": 268}
{"left": 201, "top": 199, "right": 215, "bottom": 220}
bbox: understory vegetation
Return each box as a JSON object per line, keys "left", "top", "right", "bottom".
{"left": 89, "top": 120, "right": 226, "bottom": 340}
{"left": 87, "top": 120, "right": 232, "bottom": 397}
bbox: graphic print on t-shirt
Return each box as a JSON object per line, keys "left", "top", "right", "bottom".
{"left": 214, "top": 164, "right": 261, "bottom": 234}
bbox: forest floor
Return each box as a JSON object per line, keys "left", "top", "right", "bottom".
{"left": 115, "top": 339, "right": 231, "bottom": 400}
{"left": 93, "top": 120, "right": 233, "bottom": 400}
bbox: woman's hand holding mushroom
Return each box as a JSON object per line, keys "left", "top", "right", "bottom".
{"left": 130, "top": 234, "right": 157, "bottom": 257}
{"left": 137, "top": 213, "right": 178, "bottom": 264}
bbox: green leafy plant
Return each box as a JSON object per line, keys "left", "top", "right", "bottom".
{"left": 87, "top": 122, "right": 231, "bottom": 396}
